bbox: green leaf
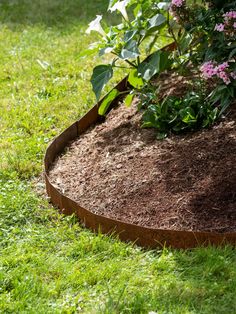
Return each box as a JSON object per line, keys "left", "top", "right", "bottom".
{"left": 133, "top": 4, "right": 142, "bottom": 17}
{"left": 159, "top": 51, "right": 172, "bottom": 72}
{"left": 99, "top": 47, "right": 113, "bottom": 56}
{"left": 179, "top": 33, "right": 192, "bottom": 54}
{"left": 142, "top": 109, "right": 157, "bottom": 128}
{"left": 137, "top": 51, "right": 172, "bottom": 81}
{"left": 219, "top": 96, "right": 231, "bottom": 116}
{"left": 138, "top": 51, "right": 161, "bottom": 81}
{"left": 128, "top": 69, "right": 144, "bottom": 88}
{"left": 229, "top": 48, "right": 236, "bottom": 59}
{"left": 180, "top": 107, "right": 196, "bottom": 124}
{"left": 91, "top": 65, "right": 113, "bottom": 100}
{"left": 156, "top": 132, "right": 167, "bottom": 139}
{"left": 148, "top": 14, "right": 166, "bottom": 30}
{"left": 124, "top": 93, "right": 134, "bottom": 107}
{"left": 124, "top": 30, "right": 137, "bottom": 42}
{"left": 120, "top": 40, "right": 140, "bottom": 59}
{"left": 98, "top": 89, "right": 119, "bottom": 116}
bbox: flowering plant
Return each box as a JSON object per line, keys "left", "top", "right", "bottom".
{"left": 82, "top": 0, "right": 175, "bottom": 114}
{"left": 84, "top": 0, "right": 236, "bottom": 136}
{"left": 169, "top": 0, "right": 236, "bottom": 118}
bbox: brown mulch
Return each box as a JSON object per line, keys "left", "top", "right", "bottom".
{"left": 49, "top": 99, "right": 236, "bottom": 233}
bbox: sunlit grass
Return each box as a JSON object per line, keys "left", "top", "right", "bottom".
{"left": 0, "top": 1, "right": 235, "bottom": 313}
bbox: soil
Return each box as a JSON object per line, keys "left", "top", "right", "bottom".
{"left": 49, "top": 97, "right": 236, "bottom": 233}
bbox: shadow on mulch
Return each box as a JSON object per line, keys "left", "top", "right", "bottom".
{"left": 49, "top": 101, "right": 236, "bottom": 233}
{"left": 157, "top": 128, "right": 236, "bottom": 232}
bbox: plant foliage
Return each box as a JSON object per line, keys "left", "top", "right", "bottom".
{"left": 85, "top": 0, "right": 236, "bottom": 136}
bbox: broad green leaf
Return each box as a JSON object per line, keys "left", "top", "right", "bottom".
{"left": 179, "top": 33, "right": 192, "bottom": 54}
{"left": 146, "top": 34, "right": 159, "bottom": 55}
{"left": 142, "top": 110, "right": 157, "bottom": 128}
{"left": 148, "top": 14, "right": 166, "bottom": 30}
{"left": 137, "top": 51, "right": 171, "bottom": 81}
{"left": 91, "top": 65, "right": 113, "bottom": 100}
{"left": 124, "top": 93, "right": 134, "bottom": 107}
{"left": 128, "top": 69, "right": 144, "bottom": 88}
{"left": 138, "top": 51, "right": 161, "bottom": 81}
{"left": 98, "top": 88, "right": 119, "bottom": 115}
{"left": 120, "top": 40, "right": 140, "bottom": 59}
{"left": 159, "top": 51, "right": 172, "bottom": 72}
{"left": 124, "top": 30, "right": 137, "bottom": 42}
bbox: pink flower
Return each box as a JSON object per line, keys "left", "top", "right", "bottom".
{"left": 234, "top": 22, "right": 236, "bottom": 29}
{"left": 223, "top": 11, "right": 236, "bottom": 20}
{"left": 200, "top": 61, "right": 232, "bottom": 85}
{"left": 200, "top": 61, "right": 217, "bottom": 78}
{"left": 217, "top": 71, "right": 231, "bottom": 85}
{"left": 171, "top": 0, "right": 184, "bottom": 7}
{"left": 216, "top": 62, "right": 229, "bottom": 72}
{"left": 214, "top": 23, "right": 224, "bottom": 32}
{"left": 230, "top": 72, "right": 236, "bottom": 80}
{"left": 224, "top": 77, "right": 231, "bottom": 85}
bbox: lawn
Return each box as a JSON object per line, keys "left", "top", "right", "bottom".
{"left": 0, "top": 0, "right": 236, "bottom": 313}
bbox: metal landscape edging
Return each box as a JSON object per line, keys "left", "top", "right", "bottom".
{"left": 44, "top": 43, "right": 236, "bottom": 249}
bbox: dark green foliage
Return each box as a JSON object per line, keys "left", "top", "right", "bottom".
{"left": 91, "top": 65, "right": 114, "bottom": 101}
{"left": 142, "top": 91, "right": 219, "bottom": 137}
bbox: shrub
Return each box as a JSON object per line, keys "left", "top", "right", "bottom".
{"left": 84, "top": 0, "right": 236, "bottom": 137}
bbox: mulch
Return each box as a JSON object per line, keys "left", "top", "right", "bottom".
{"left": 49, "top": 95, "right": 236, "bottom": 233}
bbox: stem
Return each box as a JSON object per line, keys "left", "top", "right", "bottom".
{"left": 121, "top": 13, "right": 132, "bottom": 27}
{"left": 113, "top": 65, "right": 132, "bottom": 69}
{"left": 167, "top": 11, "right": 181, "bottom": 56}
{"left": 124, "top": 59, "right": 137, "bottom": 68}
{"left": 137, "top": 56, "right": 141, "bottom": 66}
{"left": 136, "top": 34, "right": 143, "bottom": 65}
{"left": 111, "top": 51, "right": 137, "bottom": 68}
{"left": 118, "top": 90, "right": 130, "bottom": 95}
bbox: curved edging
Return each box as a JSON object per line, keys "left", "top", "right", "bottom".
{"left": 44, "top": 44, "right": 236, "bottom": 249}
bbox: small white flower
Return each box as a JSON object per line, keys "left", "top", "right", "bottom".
{"left": 109, "top": 0, "right": 130, "bottom": 21}
{"left": 86, "top": 15, "right": 106, "bottom": 37}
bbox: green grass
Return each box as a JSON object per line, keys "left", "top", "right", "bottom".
{"left": 0, "top": 1, "right": 235, "bottom": 313}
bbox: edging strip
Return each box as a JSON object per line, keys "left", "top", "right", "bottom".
{"left": 44, "top": 44, "right": 236, "bottom": 249}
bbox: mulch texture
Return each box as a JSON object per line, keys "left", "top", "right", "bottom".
{"left": 49, "top": 100, "right": 236, "bottom": 233}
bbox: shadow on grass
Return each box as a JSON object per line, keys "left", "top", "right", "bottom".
{"left": 0, "top": 0, "right": 110, "bottom": 30}
{"left": 97, "top": 246, "right": 236, "bottom": 314}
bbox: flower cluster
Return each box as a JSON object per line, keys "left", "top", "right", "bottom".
{"left": 214, "top": 23, "right": 224, "bottom": 32}
{"left": 200, "top": 61, "right": 236, "bottom": 85}
{"left": 214, "top": 11, "right": 236, "bottom": 35}
{"left": 170, "top": 0, "right": 188, "bottom": 24}
{"left": 224, "top": 11, "right": 236, "bottom": 20}
{"left": 171, "top": 0, "right": 185, "bottom": 7}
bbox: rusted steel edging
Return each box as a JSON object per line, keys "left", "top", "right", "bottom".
{"left": 44, "top": 43, "right": 236, "bottom": 249}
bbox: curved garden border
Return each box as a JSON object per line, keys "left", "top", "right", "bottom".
{"left": 44, "top": 44, "right": 236, "bottom": 249}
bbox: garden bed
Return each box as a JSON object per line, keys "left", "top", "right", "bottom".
{"left": 48, "top": 96, "right": 236, "bottom": 233}
{"left": 45, "top": 0, "right": 236, "bottom": 248}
